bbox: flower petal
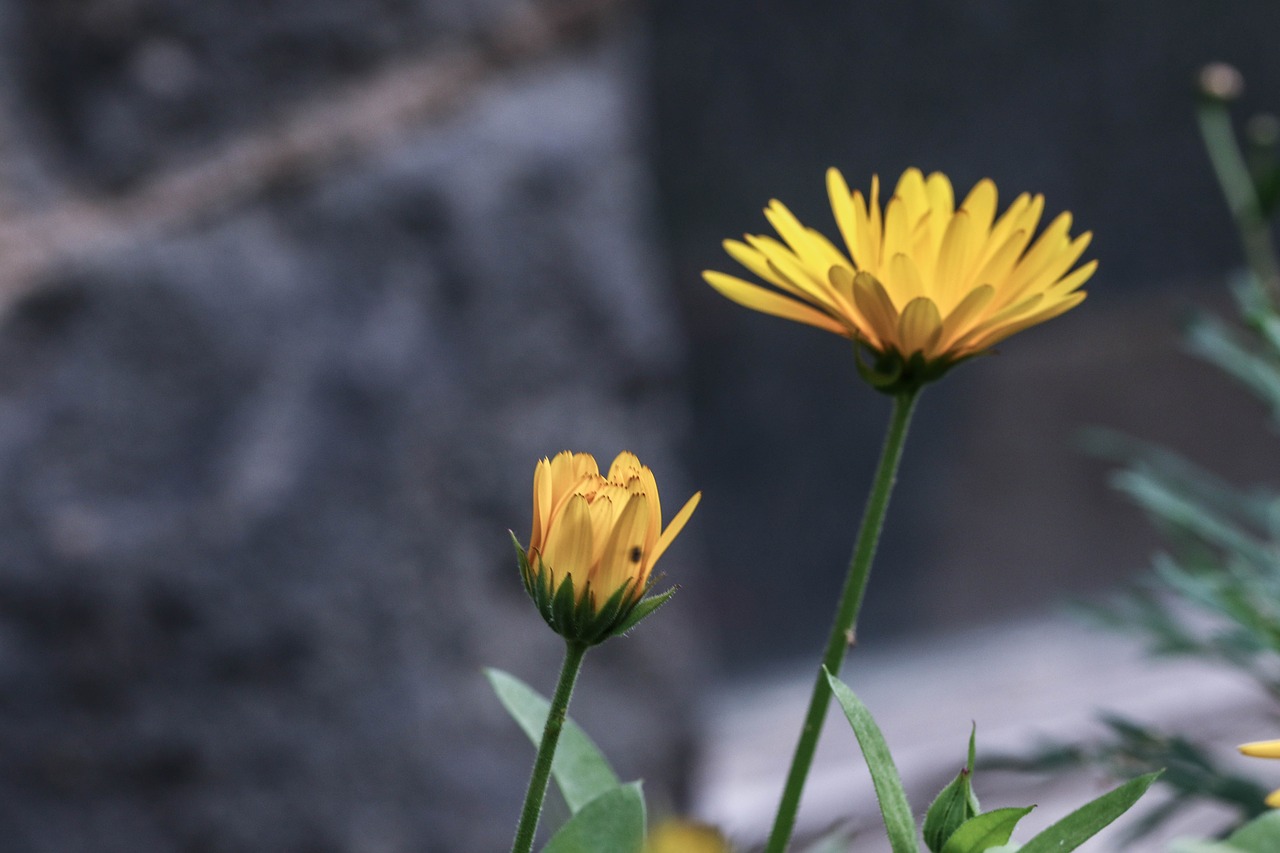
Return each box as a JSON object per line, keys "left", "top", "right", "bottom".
{"left": 702, "top": 271, "right": 850, "bottom": 336}
{"left": 651, "top": 491, "right": 701, "bottom": 568}
{"left": 896, "top": 296, "right": 943, "bottom": 356}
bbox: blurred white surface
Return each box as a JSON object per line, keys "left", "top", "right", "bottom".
{"left": 694, "top": 614, "right": 1274, "bottom": 851}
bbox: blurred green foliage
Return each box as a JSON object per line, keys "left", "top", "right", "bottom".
{"left": 988, "top": 66, "right": 1280, "bottom": 843}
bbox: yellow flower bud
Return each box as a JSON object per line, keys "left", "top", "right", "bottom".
{"left": 645, "top": 819, "right": 733, "bottom": 853}
{"left": 518, "top": 451, "right": 700, "bottom": 644}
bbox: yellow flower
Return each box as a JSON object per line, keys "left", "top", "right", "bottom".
{"left": 519, "top": 451, "right": 700, "bottom": 644}
{"left": 703, "top": 168, "right": 1096, "bottom": 390}
{"left": 1239, "top": 739, "right": 1280, "bottom": 807}
{"left": 645, "top": 819, "right": 733, "bottom": 853}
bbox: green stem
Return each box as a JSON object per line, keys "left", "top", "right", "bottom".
{"left": 1197, "top": 99, "right": 1280, "bottom": 306}
{"left": 512, "top": 640, "right": 589, "bottom": 853}
{"left": 764, "top": 389, "right": 921, "bottom": 853}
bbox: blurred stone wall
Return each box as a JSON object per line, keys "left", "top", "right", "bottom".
{"left": 0, "top": 2, "right": 705, "bottom": 852}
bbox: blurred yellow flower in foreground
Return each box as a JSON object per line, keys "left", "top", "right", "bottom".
{"left": 519, "top": 451, "right": 700, "bottom": 644}
{"left": 645, "top": 819, "right": 733, "bottom": 853}
{"left": 704, "top": 168, "right": 1096, "bottom": 390}
{"left": 1239, "top": 739, "right": 1280, "bottom": 807}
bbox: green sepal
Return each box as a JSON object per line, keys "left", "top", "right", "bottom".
{"left": 551, "top": 571, "right": 581, "bottom": 636}
{"left": 942, "top": 807, "right": 1035, "bottom": 853}
{"left": 924, "top": 726, "right": 981, "bottom": 852}
{"left": 1017, "top": 771, "right": 1161, "bottom": 853}
{"left": 853, "top": 339, "right": 977, "bottom": 396}
{"left": 540, "top": 781, "right": 646, "bottom": 853}
{"left": 612, "top": 584, "right": 678, "bottom": 636}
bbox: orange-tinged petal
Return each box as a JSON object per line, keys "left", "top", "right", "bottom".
{"left": 595, "top": 493, "right": 651, "bottom": 597}
{"left": 531, "top": 456, "right": 554, "bottom": 553}
{"left": 608, "top": 451, "right": 642, "bottom": 483}
{"left": 542, "top": 494, "right": 594, "bottom": 593}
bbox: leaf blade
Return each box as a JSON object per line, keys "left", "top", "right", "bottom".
{"left": 486, "top": 668, "right": 620, "bottom": 813}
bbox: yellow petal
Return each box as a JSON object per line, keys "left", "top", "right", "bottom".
{"left": 966, "top": 290, "right": 1086, "bottom": 352}
{"left": 651, "top": 491, "right": 701, "bottom": 568}
{"left": 882, "top": 196, "right": 912, "bottom": 264}
{"left": 702, "top": 271, "right": 850, "bottom": 336}
{"left": 608, "top": 451, "right": 642, "bottom": 483}
{"left": 826, "top": 266, "right": 879, "bottom": 342}
{"left": 827, "top": 168, "right": 862, "bottom": 268}
{"left": 895, "top": 297, "right": 943, "bottom": 357}
{"left": 894, "top": 167, "right": 929, "bottom": 222}
{"left": 937, "top": 284, "right": 995, "bottom": 351}
{"left": 1046, "top": 258, "right": 1098, "bottom": 297}
{"left": 1266, "top": 788, "right": 1280, "bottom": 809}
{"left": 1240, "top": 739, "right": 1280, "bottom": 759}
{"left": 887, "top": 252, "right": 927, "bottom": 305}
{"left": 746, "top": 235, "right": 843, "bottom": 311}
{"left": 933, "top": 210, "right": 973, "bottom": 309}
{"left": 851, "top": 271, "right": 898, "bottom": 345}
{"left": 924, "top": 172, "right": 955, "bottom": 222}
{"left": 724, "top": 239, "right": 790, "bottom": 289}
{"left": 595, "top": 493, "right": 651, "bottom": 597}
{"left": 531, "top": 456, "right": 554, "bottom": 553}
{"left": 959, "top": 179, "right": 998, "bottom": 242}
{"left": 542, "top": 494, "right": 594, "bottom": 593}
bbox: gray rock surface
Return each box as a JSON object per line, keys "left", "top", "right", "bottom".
{"left": 0, "top": 8, "right": 704, "bottom": 853}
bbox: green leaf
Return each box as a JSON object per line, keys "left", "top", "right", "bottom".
{"left": 540, "top": 782, "right": 646, "bottom": 853}
{"left": 1225, "top": 810, "right": 1280, "bottom": 851}
{"left": 1017, "top": 771, "right": 1161, "bottom": 853}
{"left": 924, "top": 727, "right": 981, "bottom": 852}
{"left": 485, "top": 668, "right": 620, "bottom": 813}
{"left": 942, "top": 807, "right": 1035, "bottom": 853}
{"left": 824, "top": 668, "right": 920, "bottom": 853}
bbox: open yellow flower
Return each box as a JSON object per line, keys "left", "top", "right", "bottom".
{"left": 704, "top": 167, "right": 1096, "bottom": 390}
{"left": 1239, "top": 739, "right": 1280, "bottom": 807}
{"left": 519, "top": 450, "right": 700, "bottom": 644}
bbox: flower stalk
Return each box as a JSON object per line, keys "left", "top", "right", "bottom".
{"left": 765, "top": 387, "right": 921, "bottom": 853}
{"left": 511, "top": 639, "right": 590, "bottom": 853}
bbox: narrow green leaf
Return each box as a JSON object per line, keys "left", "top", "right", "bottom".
{"left": 824, "top": 669, "right": 920, "bottom": 853}
{"left": 1017, "top": 771, "right": 1161, "bottom": 853}
{"left": 1224, "top": 810, "right": 1280, "bottom": 851}
{"left": 941, "top": 807, "right": 1034, "bottom": 853}
{"left": 486, "top": 668, "right": 620, "bottom": 813}
{"left": 540, "top": 782, "right": 646, "bottom": 853}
